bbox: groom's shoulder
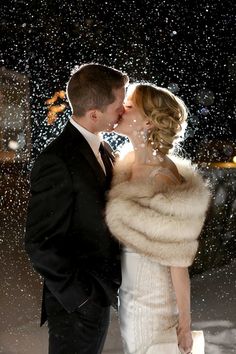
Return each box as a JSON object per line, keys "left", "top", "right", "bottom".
{"left": 40, "top": 135, "right": 64, "bottom": 158}
{"left": 41, "top": 122, "right": 72, "bottom": 155}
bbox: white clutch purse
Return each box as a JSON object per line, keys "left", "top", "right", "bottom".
{"left": 178, "top": 331, "right": 205, "bottom": 354}
{"left": 191, "top": 330, "right": 205, "bottom": 354}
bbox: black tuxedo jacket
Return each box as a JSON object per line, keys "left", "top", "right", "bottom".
{"left": 25, "top": 121, "right": 121, "bottom": 325}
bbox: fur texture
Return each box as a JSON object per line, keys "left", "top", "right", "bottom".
{"left": 106, "top": 152, "right": 211, "bottom": 267}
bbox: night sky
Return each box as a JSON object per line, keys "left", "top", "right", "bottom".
{"left": 0, "top": 0, "right": 235, "bottom": 160}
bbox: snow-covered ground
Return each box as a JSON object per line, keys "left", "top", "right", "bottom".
{"left": 0, "top": 246, "right": 235, "bottom": 354}
{"left": 190, "top": 260, "right": 236, "bottom": 354}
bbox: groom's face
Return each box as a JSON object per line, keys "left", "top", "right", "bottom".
{"left": 98, "top": 86, "right": 125, "bottom": 132}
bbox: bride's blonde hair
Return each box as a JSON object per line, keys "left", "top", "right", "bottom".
{"left": 128, "top": 83, "right": 188, "bottom": 155}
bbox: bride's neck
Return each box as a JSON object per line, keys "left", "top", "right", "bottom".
{"left": 129, "top": 136, "right": 164, "bottom": 165}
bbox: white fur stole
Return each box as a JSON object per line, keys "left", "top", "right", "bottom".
{"left": 106, "top": 152, "right": 211, "bottom": 267}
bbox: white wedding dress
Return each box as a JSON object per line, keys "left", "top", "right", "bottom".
{"left": 119, "top": 168, "right": 182, "bottom": 354}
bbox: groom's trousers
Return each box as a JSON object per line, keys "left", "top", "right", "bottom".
{"left": 45, "top": 291, "right": 110, "bottom": 354}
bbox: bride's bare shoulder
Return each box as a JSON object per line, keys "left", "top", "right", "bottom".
{"left": 153, "top": 156, "right": 184, "bottom": 185}
{"left": 164, "top": 155, "right": 179, "bottom": 174}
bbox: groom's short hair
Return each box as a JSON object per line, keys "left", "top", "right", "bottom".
{"left": 66, "top": 63, "right": 129, "bottom": 117}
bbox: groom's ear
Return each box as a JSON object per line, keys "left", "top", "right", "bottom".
{"left": 87, "top": 109, "right": 99, "bottom": 122}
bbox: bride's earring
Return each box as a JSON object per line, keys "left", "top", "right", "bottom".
{"left": 151, "top": 142, "right": 164, "bottom": 162}
{"left": 138, "top": 130, "right": 148, "bottom": 148}
{"left": 143, "top": 130, "right": 148, "bottom": 143}
{"left": 139, "top": 129, "right": 148, "bottom": 143}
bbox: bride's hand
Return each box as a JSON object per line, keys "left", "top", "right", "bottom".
{"left": 177, "top": 326, "right": 193, "bottom": 354}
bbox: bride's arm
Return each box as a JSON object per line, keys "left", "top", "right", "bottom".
{"left": 170, "top": 266, "right": 193, "bottom": 353}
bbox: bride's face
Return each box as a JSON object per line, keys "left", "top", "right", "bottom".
{"left": 114, "top": 96, "right": 145, "bottom": 137}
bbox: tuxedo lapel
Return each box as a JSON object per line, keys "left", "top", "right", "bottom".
{"left": 63, "top": 122, "right": 106, "bottom": 186}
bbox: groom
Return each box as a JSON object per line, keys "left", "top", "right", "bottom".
{"left": 25, "top": 63, "right": 128, "bottom": 353}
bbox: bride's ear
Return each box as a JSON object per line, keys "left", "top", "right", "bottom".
{"left": 145, "top": 120, "right": 154, "bottom": 129}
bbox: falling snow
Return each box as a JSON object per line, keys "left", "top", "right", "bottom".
{"left": 0, "top": 0, "right": 235, "bottom": 353}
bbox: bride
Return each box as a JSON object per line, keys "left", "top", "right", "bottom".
{"left": 106, "top": 83, "right": 210, "bottom": 354}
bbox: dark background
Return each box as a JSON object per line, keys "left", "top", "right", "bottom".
{"left": 0, "top": 3, "right": 236, "bottom": 353}
{"left": 0, "top": 0, "right": 236, "bottom": 271}
{"left": 0, "top": 0, "right": 235, "bottom": 267}
{"left": 0, "top": 0, "right": 235, "bottom": 159}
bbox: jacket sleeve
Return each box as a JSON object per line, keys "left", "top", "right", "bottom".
{"left": 25, "top": 154, "right": 89, "bottom": 313}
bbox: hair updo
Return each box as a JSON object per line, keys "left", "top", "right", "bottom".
{"left": 128, "top": 83, "right": 188, "bottom": 155}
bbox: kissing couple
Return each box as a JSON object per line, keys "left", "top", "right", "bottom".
{"left": 25, "top": 63, "right": 210, "bottom": 354}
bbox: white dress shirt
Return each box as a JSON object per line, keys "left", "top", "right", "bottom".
{"left": 70, "top": 117, "right": 106, "bottom": 173}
